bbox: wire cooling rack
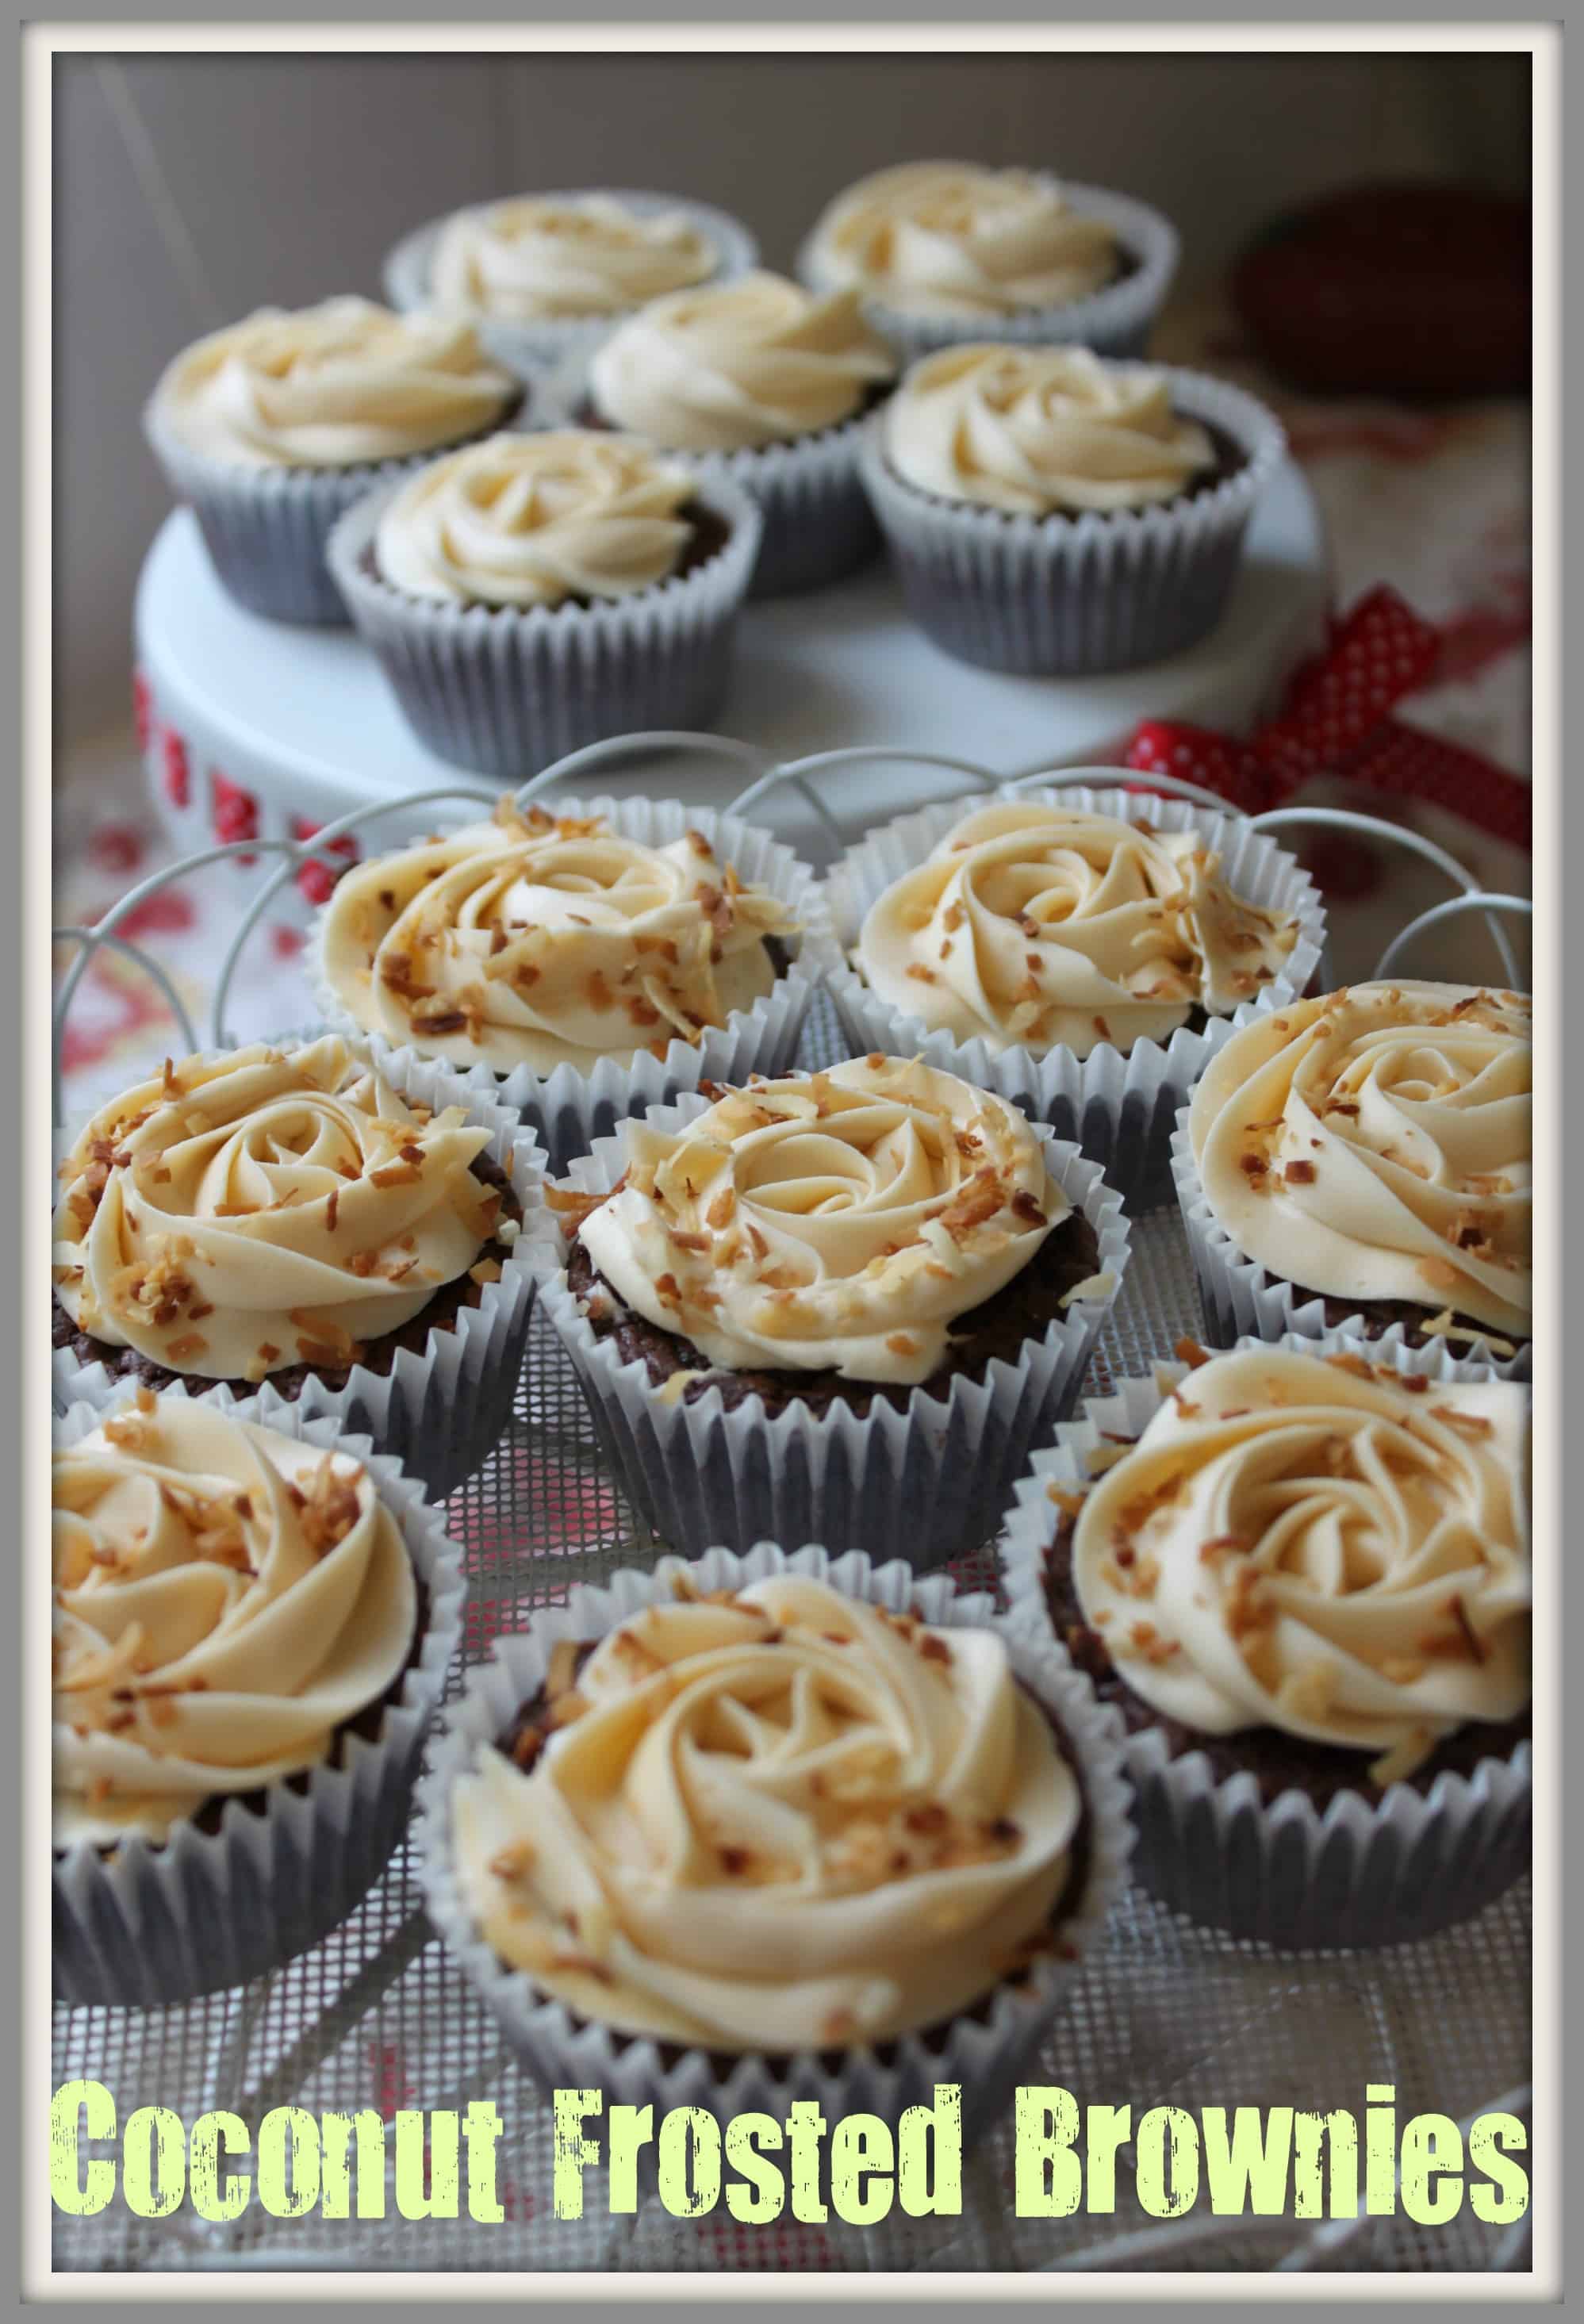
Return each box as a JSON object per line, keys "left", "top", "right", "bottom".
{"left": 52, "top": 992, "right": 1531, "bottom": 2278}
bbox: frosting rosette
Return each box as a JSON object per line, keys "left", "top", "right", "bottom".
{"left": 588, "top": 270, "right": 896, "bottom": 454}
{"left": 451, "top": 1571, "right": 1082, "bottom": 2050}
{"left": 1071, "top": 1347, "right": 1530, "bottom": 1781}
{"left": 430, "top": 194, "right": 718, "bottom": 323}
{"left": 1189, "top": 983, "right": 1532, "bottom": 1341}
{"left": 856, "top": 800, "right": 1301, "bottom": 1059}
{"left": 883, "top": 344, "right": 1215, "bottom": 516}
{"left": 318, "top": 798, "right": 802, "bottom": 1075}
{"left": 372, "top": 429, "right": 701, "bottom": 608}
{"left": 575, "top": 1056, "right": 1067, "bottom": 1386}
{"left": 54, "top": 1398, "right": 417, "bottom": 1846}
{"left": 52, "top": 1036, "right": 500, "bottom": 1383}
{"left": 805, "top": 162, "right": 1120, "bottom": 319}
{"left": 151, "top": 296, "right": 517, "bottom": 469}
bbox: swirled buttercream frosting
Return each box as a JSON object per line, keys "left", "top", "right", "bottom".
{"left": 320, "top": 799, "right": 802, "bottom": 1075}
{"left": 152, "top": 297, "right": 517, "bottom": 468}
{"left": 856, "top": 801, "right": 1299, "bottom": 1058}
{"left": 53, "top": 1036, "right": 500, "bottom": 1383}
{"left": 373, "top": 430, "right": 701, "bottom": 608}
{"left": 573, "top": 1055, "right": 1067, "bottom": 1386}
{"left": 430, "top": 194, "right": 718, "bottom": 323}
{"left": 883, "top": 345, "right": 1215, "bottom": 515}
{"left": 1070, "top": 1347, "right": 1530, "bottom": 1781}
{"left": 54, "top": 1398, "right": 417, "bottom": 1845}
{"left": 451, "top": 1571, "right": 1083, "bottom": 2050}
{"left": 1188, "top": 984, "right": 1532, "bottom": 1341}
{"left": 807, "top": 161, "right": 1121, "bottom": 319}
{"left": 588, "top": 270, "right": 896, "bottom": 453}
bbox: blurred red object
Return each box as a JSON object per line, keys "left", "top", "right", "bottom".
{"left": 1233, "top": 184, "right": 1529, "bottom": 400}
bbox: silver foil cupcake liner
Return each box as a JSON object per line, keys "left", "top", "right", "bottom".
{"left": 823, "top": 782, "right": 1325, "bottom": 1212}
{"left": 998, "top": 1337, "right": 1532, "bottom": 1949}
{"left": 52, "top": 1036, "right": 558, "bottom": 1502}
{"left": 796, "top": 179, "right": 1179, "bottom": 365}
{"left": 308, "top": 792, "right": 845, "bottom": 1172}
{"left": 327, "top": 470, "right": 762, "bottom": 780}
{"left": 416, "top": 1542, "right": 1132, "bottom": 2151}
{"left": 1170, "top": 1106, "right": 1533, "bottom": 1379}
{"left": 53, "top": 1390, "right": 467, "bottom": 2006}
{"left": 142, "top": 388, "right": 528, "bottom": 627}
{"left": 536, "top": 1099, "right": 1130, "bottom": 1568}
{"left": 382, "top": 188, "right": 761, "bottom": 382}
{"left": 857, "top": 366, "right": 1286, "bottom": 676}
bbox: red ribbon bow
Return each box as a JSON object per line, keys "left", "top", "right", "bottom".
{"left": 1126, "top": 586, "right": 1531, "bottom": 853}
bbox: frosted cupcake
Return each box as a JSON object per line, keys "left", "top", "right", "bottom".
{"left": 328, "top": 428, "right": 761, "bottom": 780}
{"left": 1173, "top": 982, "right": 1532, "bottom": 1373}
{"left": 858, "top": 344, "right": 1286, "bottom": 673}
{"left": 537, "top": 1053, "right": 1129, "bottom": 1566}
{"left": 999, "top": 1340, "right": 1531, "bottom": 1947}
{"left": 311, "top": 793, "right": 840, "bottom": 1166}
{"left": 582, "top": 270, "right": 897, "bottom": 593}
{"left": 144, "top": 295, "right": 521, "bottom": 622}
{"left": 798, "top": 160, "right": 1179, "bottom": 361}
{"left": 53, "top": 1392, "right": 465, "bottom": 2003}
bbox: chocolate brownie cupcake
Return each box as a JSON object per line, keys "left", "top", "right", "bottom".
{"left": 999, "top": 1339, "right": 1532, "bottom": 1947}
{"left": 1173, "top": 980, "right": 1532, "bottom": 1374}
{"left": 53, "top": 1391, "right": 466, "bottom": 2004}
{"left": 537, "top": 1053, "right": 1130, "bottom": 1567}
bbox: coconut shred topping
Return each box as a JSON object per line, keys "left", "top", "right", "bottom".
{"left": 53, "top": 1037, "right": 501, "bottom": 1383}
{"left": 320, "top": 799, "right": 802, "bottom": 1076}
{"left": 857, "top": 801, "right": 1299, "bottom": 1059}
{"left": 451, "top": 1572, "right": 1081, "bottom": 2051}
{"left": 54, "top": 1398, "right": 416, "bottom": 1846}
{"left": 588, "top": 270, "right": 896, "bottom": 454}
{"left": 1189, "top": 984, "right": 1532, "bottom": 1342}
{"left": 570, "top": 1056, "right": 1069, "bottom": 1386}
{"left": 883, "top": 345, "right": 1215, "bottom": 516}
{"left": 1070, "top": 1348, "right": 1530, "bottom": 1785}
{"left": 373, "top": 431, "right": 700, "bottom": 608}
{"left": 806, "top": 161, "right": 1121, "bottom": 319}
{"left": 151, "top": 297, "right": 517, "bottom": 468}
{"left": 430, "top": 194, "right": 719, "bottom": 324}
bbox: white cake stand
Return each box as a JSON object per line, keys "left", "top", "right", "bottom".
{"left": 133, "top": 458, "right": 1331, "bottom": 879}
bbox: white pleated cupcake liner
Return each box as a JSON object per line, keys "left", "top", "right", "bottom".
{"left": 416, "top": 1541, "right": 1133, "bottom": 2152}
{"left": 52, "top": 1035, "right": 559, "bottom": 1503}
{"left": 998, "top": 1336, "right": 1532, "bottom": 1950}
{"left": 327, "top": 470, "right": 762, "bottom": 781}
{"left": 857, "top": 366, "right": 1286, "bottom": 676}
{"left": 823, "top": 782, "right": 1326, "bottom": 1212}
{"left": 1169, "top": 1107, "right": 1533, "bottom": 1381}
{"left": 796, "top": 180, "right": 1179, "bottom": 364}
{"left": 308, "top": 792, "right": 846, "bottom": 1172}
{"left": 53, "top": 1390, "right": 467, "bottom": 2007}
{"left": 382, "top": 189, "right": 761, "bottom": 382}
{"left": 142, "top": 388, "right": 530, "bottom": 626}
{"left": 537, "top": 1099, "right": 1131, "bottom": 1568}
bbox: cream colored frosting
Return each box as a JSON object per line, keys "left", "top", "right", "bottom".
{"left": 1072, "top": 1348, "right": 1530, "bottom": 1779}
{"left": 1189, "top": 984, "right": 1532, "bottom": 1340}
{"left": 373, "top": 430, "right": 700, "bottom": 608}
{"left": 807, "top": 161, "right": 1120, "bottom": 319}
{"left": 152, "top": 297, "right": 517, "bottom": 469}
{"left": 429, "top": 194, "right": 717, "bottom": 323}
{"left": 857, "top": 801, "right": 1299, "bottom": 1060}
{"left": 883, "top": 345, "right": 1215, "bottom": 516}
{"left": 320, "top": 800, "right": 801, "bottom": 1076}
{"left": 54, "top": 1399, "right": 416, "bottom": 1845}
{"left": 451, "top": 1572, "right": 1080, "bottom": 2050}
{"left": 587, "top": 270, "right": 896, "bottom": 454}
{"left": 575, "top": 1055, "right": 1068, "bottom": 1386}
{"left": 53, "top": 1037, "right": 500, "bottom": 1383}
